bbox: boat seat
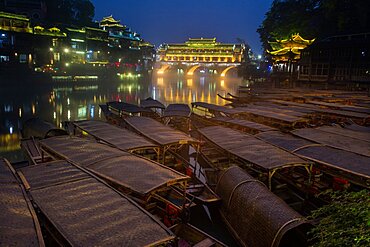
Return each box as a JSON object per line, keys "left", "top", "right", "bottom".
{"left": 193, "top": 238, "right": 216, "bottom": 247}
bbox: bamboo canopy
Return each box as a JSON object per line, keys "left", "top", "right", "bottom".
{"left": 0, "top": 158, "right": 44, "bottom": 247}
{"left": 20, "top": 160, "right": 174, "bottom": 246}
{"left": 72, "top": 120, "right": 158, "bottom": 152}
{"left": 212, "top": 116, "right": 277, "bottom": 133}
{"left": 216, "top": 166, "right": 309, "bottom": 247}
{"left": 256, "top": 131, "right": 370, "bottom": 183}
{"left": 124, "top": 116, "right": 198, "bottom": 146}
{"left": 163, "top": 104, "right": 191, "bottom": 118}
{"left": 199, "top": 126, "right": 310, "bottom": 170}
{"left": 291, "top": 128, "right": 370, "bottom": 157}
{"left": 39, "top": 136, "right": 189, "bottom": 196}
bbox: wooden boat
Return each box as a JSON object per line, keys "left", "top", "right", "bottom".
{"left": 162, "top": 103, "right": 192, "bottom": 133}
{"left": 140, "top": 97, "right": 165, "bottom": 118}
{"left": 18, "top": 160, "right": 175, "bottom": 246}
{"left": 0, "top": 158, "right": 45, "bottom": 247}
{"left": 68, "top": 120, "right": 159, "bottom": 158}
{"left": 196, "top": 125, "right": 313, "bottom": 191}
{"left": 35, "top": 135, "right": 192, "bottom": 225}
{"left": 216, "top": 166, "right": 312, "bottom": 247}
{"left": 120, "top": 116, "right": 221, "bottom": 206}
{"left": 256, "top": 130, "right": 370, "bottom": 190}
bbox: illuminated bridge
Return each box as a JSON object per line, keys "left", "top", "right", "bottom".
{"left": 157, "top": 38, "right": 245, "bottom": 77}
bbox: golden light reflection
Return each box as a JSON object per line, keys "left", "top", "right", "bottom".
{"left": 187, "top": 78, "right": 193, "bottom": 87}
{"left": 0, "top": 134, "right": 20, "bottom": 152}
{"left": 221, "top": 80, "right": 225, "bottom": 87}
{"left": 32, "top": 104, "right": 36, "bottom": 114}
{"left": 157, "top": 77, "right": 164, "bottom": 86}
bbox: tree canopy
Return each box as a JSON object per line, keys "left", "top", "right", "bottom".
{"left": 308, "top": 190, "right": 370, "bottom": 247}
{"left": 45, "top": 0, "right": 95, "bottom": 26}
{"left": 258, "top": 0, "right": 370, "bottom": 52}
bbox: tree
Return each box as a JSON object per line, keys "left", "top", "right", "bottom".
{"left": 257, "top": 0, "right": 370, "bottom": 52}
{"left": 45, "top": 0, "right": 95, "bottom": 26}
{"left": 308, "top": 190, "right": 370, "bottom": 247}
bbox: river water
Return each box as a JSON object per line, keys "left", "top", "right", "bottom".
{"left": 0, "top": 73, "right": 243, "bottom": 162}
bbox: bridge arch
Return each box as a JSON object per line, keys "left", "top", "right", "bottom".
{"left": 220, "top": 65, "right": 237, "bottom": 77}
{"left": 187, "top": 65, "right": 201, "bottom": 76}
{"left": 157, "top": 64, "right": 170, "bottom": 75}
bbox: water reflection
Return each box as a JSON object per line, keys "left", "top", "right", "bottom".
{"left": 0, "top": 73, "right": 242, "bottom": 161}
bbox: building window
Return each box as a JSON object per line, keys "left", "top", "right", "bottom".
{"left": 19, "top": 54, "right": 27, "bottom": 63}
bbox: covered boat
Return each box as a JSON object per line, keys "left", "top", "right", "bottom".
{"left": 216, "top": 166, "right": 311, "bottom": 247}
{"left": 18, "top": 160, "right": 175, "bottom": 246}
{"left": 198, "top": 126, "right": 312, "bottom": 189}
{"left": 0, "top": 158, "right": 44, "bottom": 247}
{"left": 69, "top": 120, "right": 159, "bottom": 154}
{"left": 37, "top": 136, "right": 190, "bottom": 216}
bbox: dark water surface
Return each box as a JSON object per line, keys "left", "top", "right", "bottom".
{"left": 0, "top": 73, "right": 243, "bottom": 162}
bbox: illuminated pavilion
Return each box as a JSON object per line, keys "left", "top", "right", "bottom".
{"left": 268, "top": 33, "right": 315, "bottom": 62}
{"left": 158, "top": 38, "right": 245, "bottom": 63}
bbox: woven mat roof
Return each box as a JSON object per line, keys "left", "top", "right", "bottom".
{"left": 21, "top": 161, "right": 173, "bottom": 246}
{"left": 291, "top": 128, "right": 370, "bottom": 157}
{"left": 39, "top": 137, "right": 188, "bottom": 195}
{"left": 108, "top": 101, "right": 150, "bottom": 114}
{"left": 73, "top": 120, "right": 158, "bottom": 151}
{"left": 216, "top": 166, "right": 307, "bottom": 247}
{"left": 0, "top": 159, "right": 43, "bottom": 247}
{"left": 124, "top": 116, "right": 198, "bottom": 146}
{"left": 316, "top": 125, "right": 370, "bottom": 142}
{"left": 199, "top": 126, "right": 309, "bottom": 170}
{"left": 234, "top": 106, "right": 304, "bottom": 123}
{"left": 192, "top": 102, "right": 244, "bottom": 115}
{"left": 213, "top": 116, "right": 276, "bottom": 132}
{"left": 256, "top": 131, "right": 370, "bottom": 179}
{"left": 163, "top": 104, "right": 191, "bottom": 117}
{"left": 140, "top": 97, "right": 165, "bottom": 109}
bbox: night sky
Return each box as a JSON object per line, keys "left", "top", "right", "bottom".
{"left": 91, "top": 0, "right": 273, "bottom": 54}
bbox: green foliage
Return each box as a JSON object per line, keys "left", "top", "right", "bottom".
{"left": 45, "top": 0, "right": 95, "bottom": 26}
{"left": 258, "top": 0, "right": 370, "bottom": 52}
{"left": 308, "top": 190, "right": 370, "bottom": 247}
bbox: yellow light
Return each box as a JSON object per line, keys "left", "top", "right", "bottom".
{"left": 220, "top": 80, "right": 225, "bottom": 87}
{"left": 49, "top": 48, "right": 54, "bottom": 51}
{"left": 64, "top": 48, "right": 70, "bottom": 53}
{"left": 18, "top": 108, "right": 22, "bottom": 117}
{"left": 65, "top": 63, "right": 70, "bottom": 67}
{"left": 187, "top": 78, "right": 193, "bottom": 87}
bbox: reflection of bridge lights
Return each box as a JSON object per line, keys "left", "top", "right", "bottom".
{"left": 157, "top": 77, "right": 164, "bottom": 86}
{"left": 187, "top": 78, "right": 193, "bottom": 87}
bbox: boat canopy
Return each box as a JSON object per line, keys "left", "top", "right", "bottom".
{"left": 163, "top": 104, "right": 191, "bottom": 118}
{"left": 191, "top": 102, "right": 244, "bottom": 115}
{"left": 256, "top": 131, "right": 370, "bottom": 184}
{"left": 198, "top": 126, "right": 310, "bottom": 171}
{"left": 124, "top": 116, "right": 198, "bottom": 146}
{"left": 212, "top": 116, "right": 276, "bottom": 133}
{"left": 22, "top": 117, "right": 67, "bottom": 139}
{"left": 140, "top": 97, "right": 165, "bottom": 109}
{"left": 234, "top": 106, "right": 306, "bottom": 125}
{"left": 216, "top": 166, "right": 310, "bottom": 247}
{"left": 39, "top": 136, "right": 189, "bottom": 196}
{"left": 0, "top": 158, "right": 44, "bottom": 247}
{"left": 315, "top": 125, "right": 370, "bottom": 142}
{"left": 72, "top": 120, "right": 158, "bottom": 152}
{"left": 271, "top": 100, "right": 370, "bottom": 120}
{"left": 107, "top": 101, "right": 151, "bottom": 114}
{"left": 291, "top": 128, "right": 370, "bottom": 157}
{"left": 19, "top": 160, "right": 174, "bottom": 246}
